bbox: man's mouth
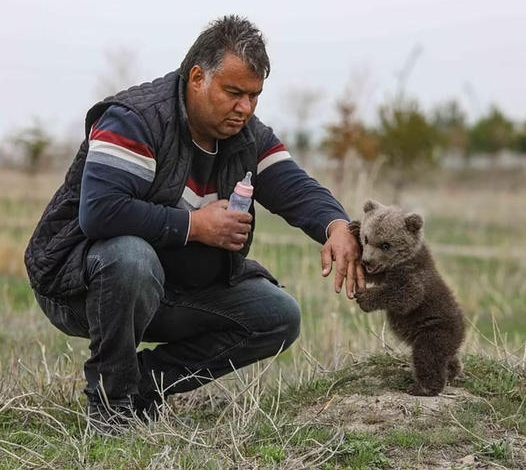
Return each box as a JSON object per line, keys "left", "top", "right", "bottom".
{"left": 226, "top": 118, "right": 245, "bottom": 127}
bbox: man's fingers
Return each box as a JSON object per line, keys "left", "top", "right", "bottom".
{"left": 346, "top": 261, "right": 357, "bottom": 299}
{"left": 209, "top": 199, "right": 229, "bottom": 209}
{"left": 234, "top": 222, "right": 252, "bottom": 234}
{"left": 321, "top": 246, "right": 333, "bottom": 277}
{"left": 228, "top": 210, "right": 252, "bottom": 224}
{"left": 334, "top": 264, "right": 345, "bottom": 294}
{"left": 225, "top": 242, "right": 244, "bottom": 251}
{"left": 230, "top": 232, "right": 249, "bottom": 244}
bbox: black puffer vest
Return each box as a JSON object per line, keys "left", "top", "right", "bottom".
{"left": 25, "top": 71, "right": 274, "bottom": 299}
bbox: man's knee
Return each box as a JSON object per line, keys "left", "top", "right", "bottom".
{"left": 276, "top": 291, "right": 301, "bottom": 352}
{"left": 86, "top": 236, "right": 165, "bottom": 288}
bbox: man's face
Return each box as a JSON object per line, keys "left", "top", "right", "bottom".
{"left": 187, "top": 53, "right": 264, "bottom": 143}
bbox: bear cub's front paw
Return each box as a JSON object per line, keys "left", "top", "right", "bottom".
{"left": 355, "top": 290, "right": 376, "bottom": 312}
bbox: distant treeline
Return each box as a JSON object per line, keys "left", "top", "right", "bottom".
{"left": 298, "top": 98, "right": 526, "bottom": 167}
{"left": 1, "top": 96, "right": 525, "bottom": 176}
{"left": 277, "top": 94, "right": 524, "bottom": 194}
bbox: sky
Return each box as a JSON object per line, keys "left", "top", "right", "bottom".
{"left": 1, "top": 0, "right": 525, "bottom": 141}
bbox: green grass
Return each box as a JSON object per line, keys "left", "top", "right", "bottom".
{"left": 1, "top": 170, "right": 526, "bottom": 468}
{"left": 462, "top": 355, "right": 526, "bottom": 434}
{"left": 425, "top": 214, "right": 526, "bottom": 247}
{"left": 0, "top": 351, "right": 524, "bottom": 468}
{"left": 0, "top": 275, "right": 35, "bottom": 312}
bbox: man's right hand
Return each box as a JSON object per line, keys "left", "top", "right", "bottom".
{"left": 188, "top": 199, "right": 252, "bottom": 251}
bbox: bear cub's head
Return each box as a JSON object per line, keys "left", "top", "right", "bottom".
{"left": 360, "top": 200, "right": 424, "bottom": 274}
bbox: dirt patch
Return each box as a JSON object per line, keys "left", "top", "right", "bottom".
{"left": 295, "top": 387, "right": 524, "bottom": 469}
{"left": 298, "top": 386, "right": 476, "bottom": 434}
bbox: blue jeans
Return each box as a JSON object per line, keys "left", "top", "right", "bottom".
{"left": 34, "top": 236, "right": 301, "bottom": 403}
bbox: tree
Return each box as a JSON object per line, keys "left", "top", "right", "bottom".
{"left": 378, "top": 98, "right": 438, "bottom": 198}
{"left": 285, "top": 87, "right": 322, "bottom": 168}
{"left": 95, "top": 47, "right": 141, "bottom": 98}
{"left": 431, "top": 100, "right": 469, "bottom": 158}
{"left": 12, "top": 119, "right": 52, "bottom": 173}
{"left": 324, "top": 94, "right": 380, "bottom": 198}
{"left": 514, "top": 122, "right": 526, "bottom": 154}
{"left": 468, "top": 106, "right": 515, "bottom": 155}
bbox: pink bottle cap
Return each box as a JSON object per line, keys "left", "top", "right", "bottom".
{"left": 235, "top": 171, "right": 253, "bottom": 197}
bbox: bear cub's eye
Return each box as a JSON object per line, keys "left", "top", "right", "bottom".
{"left": 364, "top": 236, "right": 369, "bottom": 245}
{"left": 381, "top": 242, "right": 391, "bottom": 251}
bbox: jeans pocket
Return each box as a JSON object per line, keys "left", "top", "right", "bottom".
{"left": 35, "top": 292, "right": 89, "bottom": 338}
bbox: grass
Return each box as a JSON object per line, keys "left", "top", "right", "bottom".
{"left": 0, "top": 168, "right": 525, "bottom": 468}
{"left": 1, "top": 353, "right": 523, "bottom": 468}
{"left": 424, "top": 214, "right": 526, "bottom": 247}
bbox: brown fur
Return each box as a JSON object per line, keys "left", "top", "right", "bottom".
{"left": 352, "top": 200, "right": 465, "bottom": 396}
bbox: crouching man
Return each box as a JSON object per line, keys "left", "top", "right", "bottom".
{"left": 25, "top": 15, "right": 364, "bottom": 434}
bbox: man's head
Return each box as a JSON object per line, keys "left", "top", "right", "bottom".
{"left": 180, "top": 15, "right": 270, "bottom": 83}
{"left": 181, "top": 16, "right": 270, "bottom": 147}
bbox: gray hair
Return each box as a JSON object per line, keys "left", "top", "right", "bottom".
{"left": 179, "top": 15, "right": 270, "bottom": 81}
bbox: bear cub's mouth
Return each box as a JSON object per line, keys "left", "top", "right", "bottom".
{"left": 364, "top": 263, "right": 383, "bottom": 274}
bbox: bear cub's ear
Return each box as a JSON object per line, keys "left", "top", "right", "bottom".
{"left": 405, "top": 213, "right": 424, "bottom": 233}
{"left": 363, "top": 200, "right": 381, "bottom": 213}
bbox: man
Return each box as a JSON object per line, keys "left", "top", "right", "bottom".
{"left": 25, "top": 15, "right": 364, "bottom": 432}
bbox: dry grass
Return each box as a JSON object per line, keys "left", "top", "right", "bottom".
{"left": 0, "top": 167, "right": 525, "bottom": 468}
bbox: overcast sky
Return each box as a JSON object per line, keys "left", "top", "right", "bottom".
{"left": 1, "top": 0, "right": 525, "bottom": 141}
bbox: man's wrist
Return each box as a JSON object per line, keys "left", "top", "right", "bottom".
{"left": 326, "top": 218, "right": 350, "bottom": 239}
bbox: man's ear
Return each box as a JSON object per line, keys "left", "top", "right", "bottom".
{"left": 363, "top": 200, "right": 381, "bottom": 213}
{"left": 188, "top": 65, "right": 206, "bottom": 90}
{"left": 405, "top": 213, "right": 424, "bottom": 233}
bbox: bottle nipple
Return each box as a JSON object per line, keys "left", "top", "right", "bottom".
{"left": 242, "top": 171, "right": 252, "bottom": 186}
{"left": 235, "top": 171, "right": 253, "bottom": 197}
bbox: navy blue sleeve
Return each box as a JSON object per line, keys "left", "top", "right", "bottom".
{"left": 255, "top": 159, "right": 350, "bottom": 244}
{"left": 251, "top": 116, "right": 349, "bottom": 244}
{"left": 79, "top": 105, "right": 190, "bottom": 247}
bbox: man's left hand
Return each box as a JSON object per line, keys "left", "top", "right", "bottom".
{"left": 321, "top": 220, "right": 365, "bottom": 299}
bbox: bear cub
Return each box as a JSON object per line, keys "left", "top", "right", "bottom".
{"left": 351, "top": 200, "right": 465, "bottom": 396}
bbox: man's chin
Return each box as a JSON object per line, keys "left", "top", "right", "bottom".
{"left": 216, "top": 125, "right": 244, "bottom": 139}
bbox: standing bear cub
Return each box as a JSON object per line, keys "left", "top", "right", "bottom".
{"left": 351, "top": 200, "right": 465, "bottom": 396}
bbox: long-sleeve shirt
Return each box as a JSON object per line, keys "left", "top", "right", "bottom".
{"left": 79, "top": 105, "right": 348, "bottom": 287}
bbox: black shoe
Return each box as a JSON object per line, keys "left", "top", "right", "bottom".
{"left": 87, "top": 396, "right": 136, "bottom": 436}
{"left": 133, "top": 394, "right": 161, "bottom": 423}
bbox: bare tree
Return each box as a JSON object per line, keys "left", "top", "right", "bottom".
{"left": 395, "top": 44, "right": 423, "bottom": 101}
{"left": 323, "top": 71, "right": 380, "bottom": 199}
{"left": 432, "top": 99, "right": 469, "bottom": 164}
{"left": 95, "top": 47, "right": 141, "bottom": 99}
{"left": 285, "top": 87, "right": 322, "bottom": 168}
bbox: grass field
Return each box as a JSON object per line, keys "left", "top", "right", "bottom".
{"left": 0, "top": 168, "right": 525, "bottom": 468}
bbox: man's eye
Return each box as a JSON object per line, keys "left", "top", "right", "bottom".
{"left": 381, "top": 242, "right": 391, "bottom": 251}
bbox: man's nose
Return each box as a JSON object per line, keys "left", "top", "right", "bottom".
{"left": 235, "top": 95, "right": 252, "bottom": 115}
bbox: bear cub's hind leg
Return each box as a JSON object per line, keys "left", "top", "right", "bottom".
{"left": 409, "top": 334, "right": 449, "bottom": 396}
{"left": 447, "top": 355, "right": 462, "bottom": 382}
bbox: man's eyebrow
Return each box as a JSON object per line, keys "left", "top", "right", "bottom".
{"left": 226, "top": 85, "right": 263, "bottom": 95}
